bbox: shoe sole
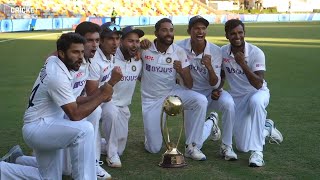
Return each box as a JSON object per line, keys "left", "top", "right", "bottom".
{"left": 184, "top": 154, "right": 206, "bottom": 161}
{"left": 225, "top": 156, "right": 238, "bottom": 161}
{"left": 108, "top": 164, "right": 122, "bottom": 168}
{"left": 1, "top": 145, "right": 21, "bottom": 163}
{"left": 249, "top": 162, "right": 264, "bottom": 167}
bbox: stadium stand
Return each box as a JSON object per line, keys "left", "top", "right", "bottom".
{"left": 0, "top": 0, "right": 217, "bottom": 19}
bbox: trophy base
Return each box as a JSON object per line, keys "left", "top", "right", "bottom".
{"left": 159, "top": 152, "right": 187, "bottom": 168}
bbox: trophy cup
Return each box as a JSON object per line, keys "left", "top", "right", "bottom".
{"left": 159, "top": 95, "right": 187, "bottom": 168}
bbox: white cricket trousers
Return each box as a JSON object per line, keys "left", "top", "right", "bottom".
{"left": 62, "top": 106, "right": 102, "bottom": 175}
{"left": 101, "top": 102, "right": 131, "bottom": 158}
{"left": 194, "top": 89, "right": 236, "bottom": 148}
{"left": 142, "top": 85, "right": 208, "bottom": 153}
{"left": 233, "top": 89, "right": 270, "bottom": 152}
{"left": 0, "top": 117, "right": 96, "bottom": 180}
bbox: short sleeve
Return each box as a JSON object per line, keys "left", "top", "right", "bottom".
{"left": 87, "top": 61, "right": 101, "bottom": 81}
{"left": 177, "top": 48, "right": 190, "bottom": 68}
{"left": 47, "top": 76, "right": 76, "bottom": 106}
{"left": 251, "top": 48, "right": 266, "bottom": 72}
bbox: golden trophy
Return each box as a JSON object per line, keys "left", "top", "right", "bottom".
{"left": 159, "top": 95, "right": 187, "bottom": 168}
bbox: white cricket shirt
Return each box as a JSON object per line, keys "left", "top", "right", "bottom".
{"left": 177, "top": 38, "right": 222, "bottom": 93}
{"left": 141, "top": 42, "right": 190, "bottom": 99}
{"left": 112, "top": 48, "right": 142, "bottom": 106}
{"left": 88, "top": 47, "right": 114, "bottom": 87}
{"left": 23, "top": 56, "right": 76, "bottom": 123}
{"left": 221, "top": 41, "right": 268, "bottom": 98}
{"left": 70, "top": 58, "right": 90, "bottom": 97}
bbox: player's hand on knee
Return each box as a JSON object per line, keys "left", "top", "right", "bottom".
{"left": 109, "top": 66, "right": 123, "bottom": 86}
{"left": 211, "top": 89, "right": 221, "bottom": 100}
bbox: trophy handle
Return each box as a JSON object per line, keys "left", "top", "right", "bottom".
{"left": 160, "top": 108, "right": 171, "bottom": 150}
{"left": 176, "top": 107, "right": 184, "bottom": 148}
{"left": 160, "top": 107, "right": 184, "bottom": 151}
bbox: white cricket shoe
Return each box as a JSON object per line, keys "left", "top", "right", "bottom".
{"left": 96, "top": 161, "right": 112, "bottom": 180}
{"left": 265, "top": 119, "right": 283, "bottom": 144}
{"left": 185, "top": 144, "right": 206, "bottom": 161}
{"left": 1, "top": 145, "right": 23, "bottom": 163}
{"left": 249, "top": 151, "right": 265, "bottom": 167}
{"left": 107, "top": 154, "right": 122, "bottom": 168}
{"left": 220, "top": 144, "right": 238, "bottom": 161}
{"left": 207, "top": 112, "right": 221, "bottom": 141}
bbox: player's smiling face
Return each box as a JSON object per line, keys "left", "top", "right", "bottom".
{"left": 83, "top": 32, "right": 100, "bottom": 59}
{"left": 226, "top": 25, "right": 245, "bottom": 47}
{"left": 189, "top": 22, "right": 207, "bottom": 43}
{"left": 121, "top": 33, "right": 140, "bottom": 58}
{"left": 61, "top": 43, "right": 84, "bottom": 71}
{"left": 155, "top": 22, "right": 174, "bottom": 46}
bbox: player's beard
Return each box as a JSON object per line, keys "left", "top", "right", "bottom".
{"left": 64, "top": 54, "right": 82, "bottom": 72}
{"left": 158, "top": 35, "right": 174, "bottom": 46}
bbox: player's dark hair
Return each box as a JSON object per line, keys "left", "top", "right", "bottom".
{"left": 75, "top": 21, "right": 101, "bottom": 36}
{"left": 224, "top": 19, "right": 245, "bottom": 34}
{"left": 155, "top": 18, "right": 173, "bottom": 32}
{"left": 56, "top": 32, "right": 86, "bottom": 52}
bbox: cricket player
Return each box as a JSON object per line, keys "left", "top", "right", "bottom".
{"left": 85, "top": 22, "right": 123, "bottom": 96}
{"left": 100, "top": 26, "right": 144, "bottom": 168}
{"left": 221, "top": 19, "right": 283, "bottom": 167}
{"left": 0, "top": 32, "right": 113, "bottom": 179}
{"left": 0, "top": 22, "right": 112, "bottom": 180}
{"left": 140, "top": 18, "right": 208, "bottom": 161}
{"left": 176, "top": 15, "right": 238, "bottom": 161}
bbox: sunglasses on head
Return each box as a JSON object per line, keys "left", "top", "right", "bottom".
{"left": 106, "top": 25, "right": 121, "bottom": 31}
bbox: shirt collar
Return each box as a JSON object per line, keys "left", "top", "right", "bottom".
{"left": 228, "top": 41, "right": 249, "bottom": 58}
{"left": 54, "top": 56, "right": 73, "bottom": 80}
{"left": 149, "top": 40, "right": 174, "bottom": 54}
{"left": 116, "top": 47, "right": 137, "bottom": 62}
{"left": 97, "top": 47, "right": 113, "bottom": 62}
{"left": 185, "top": 38, "right": 211, "bottom": 56}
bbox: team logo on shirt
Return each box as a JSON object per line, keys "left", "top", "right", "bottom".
{"left": 166, "top": 57, "right": 172, "bottom": 63}
{"left": 132, "top": 65, "right": 137, "bottom": 72}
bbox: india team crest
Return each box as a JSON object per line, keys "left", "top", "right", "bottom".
{"left": 166, "top": 57, "right": 172, "bottom": 63}
{"left": 132, "top": 65, "right": 137, "bottom": 72}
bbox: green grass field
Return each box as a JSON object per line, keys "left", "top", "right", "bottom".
{"left": 0, "top": 22, "right": 320, "bottom": 179}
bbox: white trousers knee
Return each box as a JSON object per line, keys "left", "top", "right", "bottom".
{"left": 61, "top": 106, "right": 102, "bottom": 175}
{"left": 101, "top": 102, "right": 130, "bottom": 158}
{"left": 233, "top": 89, "right": 270, "bottom": 152}
{"left": 21, "top": 117, "right": 96, "bottom": 180}
{"left": 143, "top": 85, "right": 208, "bottom": 153}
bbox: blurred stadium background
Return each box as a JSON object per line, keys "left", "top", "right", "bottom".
{"left": 1, "top": 0, "right": 320, "bottom": 20}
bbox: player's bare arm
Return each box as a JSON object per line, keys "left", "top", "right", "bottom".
{"left": 202, "top": 54, "right": 219, "bottom": 86}
{"left": 174, "top": 60, "right": 193, "bottom": 89}
{"left": 85, "top": 80, "right": 100, "bottom": 96}
{"left": 234, "top": 51, "right": 264, "bottom": 89}
{"left": 211, "top": 70, "right": 225, "bottom": 100}
{"left": 62, "top": 83, "right": 113, "bottom": 121}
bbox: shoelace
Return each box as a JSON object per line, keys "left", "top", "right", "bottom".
{"left": 268, "top": 127, "right": 281, "bottom": 145}
{"left": 97, "top": 160, "right": 104, "bottom": 166}
{"left": 250, "top": 152, "right": 263, "bottom": 162}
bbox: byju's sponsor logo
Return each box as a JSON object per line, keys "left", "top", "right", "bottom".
{"left": 226, "top": 67, "right": 244, "bottom": 74}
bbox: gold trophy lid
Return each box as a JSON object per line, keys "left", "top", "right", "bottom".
{"left": 163, "top": 95, "right": 183, "bottom": 116}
